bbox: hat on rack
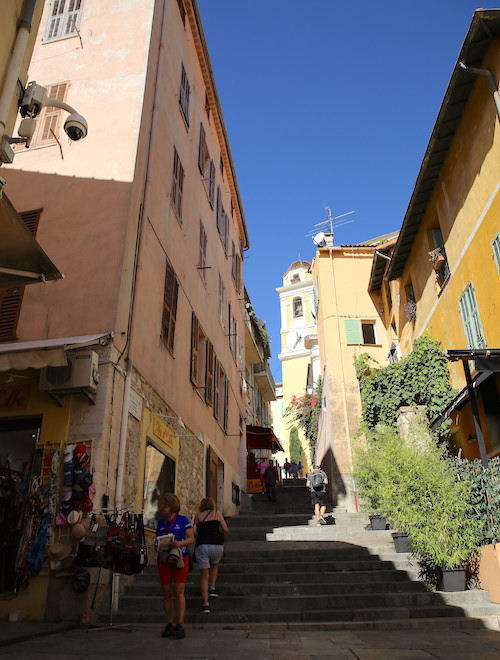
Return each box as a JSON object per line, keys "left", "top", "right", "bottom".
{"left": 74, "top": 444, "right": 87, "bottom": 464}
{"left": 47, "top": 542, "right": 72, "bottom": 561}
{"left": 63, "top": 444, "right": 76, "bottom": 462}
{"left": 71, "top": 523, "right": 87, "bottom": 541}
{"left": 67, "top": 510, "right": 82, "bottom": 526}
{"left": 55, "top": 513, "right": 67, "bottom": 527}
{"left": 82, "top": 494, "right": 94, "bottom": 513}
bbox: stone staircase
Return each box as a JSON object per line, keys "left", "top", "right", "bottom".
{"left": 109, "top": 480, "right": 500, "bottom": 630}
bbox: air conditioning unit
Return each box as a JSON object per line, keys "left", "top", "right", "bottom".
{"left": 40, "top": 350, "right": 99, "bottom": 392}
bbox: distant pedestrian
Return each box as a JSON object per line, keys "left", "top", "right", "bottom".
{"left": 283, "top": 458, "right": 291, "bottom": 479}
{"left": 306, "top": 465, "right": 329, "bottom": 526}
{"left": 193, "top": 497, "right": 228, "bottom": 614}
{"left": 291, "top": 460, "right": 299, "bottom": 480}
{"left": 258, "top": 458, "right": 269, "bottom": 493}
{"left": 264, "top": 459, "right": 279, "bottom": 503}
{"left": 297, "top": 461, "right": 304, "bottom": 478}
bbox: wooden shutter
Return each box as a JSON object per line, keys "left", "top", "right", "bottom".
{"left": 205, "top": 341, "right": 214, "bottom": 405}
{"left": 198, "top": 123, "right": 206, "bottom": 173}
{"left": 190, "top": 312, "right": 199, "bottom": 385}
{"left": 344, "top": 318, "right": 363, "bottom": 345}
{"left": 0, "top": 209, "right": 41, "bottom": 340}
{"left": 162, "top": 261, "right": 179, "bottom": 351}
{"left": 459, "top": 282, "right": 486, "bottom": 349}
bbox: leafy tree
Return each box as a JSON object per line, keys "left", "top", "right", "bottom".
{"left": 288, "top": 426, "right": 304, "bottom": 464}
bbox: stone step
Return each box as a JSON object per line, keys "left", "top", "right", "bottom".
{"left": 108, "top": 601, "right": 500, "bottom": 625}
{"left": 130, "top": 579, "right": 429, "bottom": 598}
{"left": 135, "top": 567, "right": 421, "bottom": 585}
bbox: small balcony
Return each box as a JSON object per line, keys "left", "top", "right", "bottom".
{"left": 253, "top": 361, "right": 276, "bottom": 402}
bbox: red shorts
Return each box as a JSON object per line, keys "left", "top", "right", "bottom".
{"left": 157, "top": 555, "right": 190, "bottom": 585}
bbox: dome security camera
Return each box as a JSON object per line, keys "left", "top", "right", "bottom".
{"left": 64, "top": 113, "right": 88, "bottom": 141}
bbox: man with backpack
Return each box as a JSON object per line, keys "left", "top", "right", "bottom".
{"left": 306, "top": 465, "right": 329, "bottom": 526}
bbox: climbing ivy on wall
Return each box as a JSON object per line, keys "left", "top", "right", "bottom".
{"left": 353, "top": 336, "right": 456, "bottom": 434}
{"left": 285, "top": 379, "right": 323, "bottom": 464}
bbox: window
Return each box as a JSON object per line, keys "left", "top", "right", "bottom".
{"left": 231, "top": 241, "right": 241, "bottom": 291}
{"left": 218, "top": 274, "right": 225, "bottom": 325}
{"left": 492, "top": 232, "right": 500, "bottom": 276}
{"left": 171, "top": 148, "right": 184, "bottom": 221}
{"left": 198, "top": 220, "right": 207, "bottom": 281}
{"left": 44, "top": 0, "right": 83, "bottom": 42}
{"left": 228, "top": 302, "right": 237, "bottom": 358}
{"left": 214, "top": 359, "right": 228, "bottom": 430}
{"left": 176, "top": 0, "right": 186, "bottom": 25}
{"left": 33, "top": 82, "right": 68, "bottom": 145}
{"left": 216, "top": 187, "right": 229, "bottom": 254}
{"left": 179, "top": 64, "right": 190, "bottom": 126}
{"left": 430, "top": 228, "right": 450, "bottom": 286}
{"left": 292, "top": 297, "right": 303, "bottom": 318}
{"left": 190, "top": 313, "right": 207, "bottom": 394}
{"left": 459, "top": 282, "right": 486, "bottom": 349}
{"left": 0, "top": 209, "right": 41, "bottom": 341}
{"left": 344, "top": 319, "right": 377, "bottom": 345}
{"left": 161, "top": 261, "right": 179, "bottom": 352}
{"left": 198, "top": 124, "right": 215, "bottom": 206}
{"left": 404, "top": 281, "right": 417, "bottom": 323}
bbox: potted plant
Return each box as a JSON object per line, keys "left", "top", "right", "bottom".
{"left": 354, "top": 420, "right": 481, "bottom": 588}
{"left": 451, "top": 456, "right": 500, "bottom": 601}
{"left": 385, "top": 421, "right": 481, "bottom": 591}
{"left": 428, "top": 247, "right": 446, "bottom": 272}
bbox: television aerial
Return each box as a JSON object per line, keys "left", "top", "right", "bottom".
{"left": 306, "top": 206, "right": 355, "bottom": 246}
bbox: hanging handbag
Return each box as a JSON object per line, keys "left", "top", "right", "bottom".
{"left": 83, "top": 514, "right": 109, "bottom": 546}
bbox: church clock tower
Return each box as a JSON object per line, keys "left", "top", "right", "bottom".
{"left": 276, "top": 261, "right": 318, "bottom": 472}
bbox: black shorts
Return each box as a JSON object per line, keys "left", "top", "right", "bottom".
{"left": 310, "top": 490, "right": 327, "bottom": 507}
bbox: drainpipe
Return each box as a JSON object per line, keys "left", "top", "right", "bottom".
{"left": 112, "top": 0, "right": 168, "bottom": 612}
{"left": 458, "top": 61, "right": 500, "bottom": 124}
{"left": 0, "top": 0, "right": 36, "bottom": 136}
{"left": 115, "top": 0, "right": 168, "bottom": 511}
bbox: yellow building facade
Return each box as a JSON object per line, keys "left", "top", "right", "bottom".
{"left": 383, "top": 10, "right": 500, "bottom": 461}
{"left": 277, "top": 261, "right": 318, "bottom": 474}
{"left": 311, "top": 240, "right": 394, "bottom": 511}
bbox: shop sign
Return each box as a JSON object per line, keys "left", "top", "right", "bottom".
{"left": 153, "top": 417, "right": 175, "bottom": 449}
{"left": 129, "top": 389, "right": 143, "bottom": 421}
{"left": 0, "top": 385, "right": 30, "bottom": 412}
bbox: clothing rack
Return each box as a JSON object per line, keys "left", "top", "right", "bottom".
{"left": 87, "top": 509, "right": 145, "bottom": 634}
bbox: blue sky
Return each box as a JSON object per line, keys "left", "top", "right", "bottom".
{"left": 197, "top": 1, "right": 489, "bottom": 382}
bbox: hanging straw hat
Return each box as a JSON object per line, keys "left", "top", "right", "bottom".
{"left": 67, "top": 510, "right": 82, "bottom": 526}
{"left": 47, "top": 542, "right": 72, "bottom": 561}
{"left": 70, "top": 523, "right": 87, "bottom": 541}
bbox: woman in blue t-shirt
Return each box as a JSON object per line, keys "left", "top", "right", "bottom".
{"left": 156, "top": 493, "right": 194, "bottom": 639}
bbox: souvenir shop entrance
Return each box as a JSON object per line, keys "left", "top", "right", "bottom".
{"left": 0, "top": 415, "right": 42, "bottom": 592}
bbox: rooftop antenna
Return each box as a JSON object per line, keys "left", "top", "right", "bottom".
{"left": 306, "top": 206, "right": 355, "bottom": 246}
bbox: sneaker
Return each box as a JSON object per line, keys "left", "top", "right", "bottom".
{"left": 171, "top": 624, "right": 185, "bottom": 639}
{"left": 209, "top": 587, "right": 218, "bottom": 598}
{"left": 319, "top": 516, "right": 327, "bottom": 525}
{"left": 200, "top": 603, "right": 211, "bottom": 613}
{"left": 161, "top": 623, "right": 173, "bottom": 637}
{"left": 316, "top": 521, "right": 322, "bottom": 526}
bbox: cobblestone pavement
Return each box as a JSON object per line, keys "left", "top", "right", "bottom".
{"left": 1, "top": 622, "right": 500, "bottom": 659}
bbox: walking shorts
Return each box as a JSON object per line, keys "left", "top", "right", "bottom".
{"left": 195, "top": 544, "right": 224, "bottom": 569}
{"left": 310, "top": 490, "right": 327, "bottom": 507}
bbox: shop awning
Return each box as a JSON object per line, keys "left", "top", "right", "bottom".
{"left": 430, "top": 369, "right": 494, "bottom": 431}
{"left": 0, "top": 333, "right": 112, "bottom": 371}
{"left": 246, "top": 425, "right": 284, "bottom": 452}
{"left": 0, "top": 192, "right": 63, "bottom": 289}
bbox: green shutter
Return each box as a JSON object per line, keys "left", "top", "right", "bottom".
{"left": 344, "top": 318, "right": 362, "bottom": 345}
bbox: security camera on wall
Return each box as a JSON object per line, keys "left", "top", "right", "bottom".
{"left": 64, "top": 114, "right": 88, "bottom": 141}
{"left": 312, "top": 232, "right": 326, "bottom": 247}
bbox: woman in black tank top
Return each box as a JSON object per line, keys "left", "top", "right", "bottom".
{"left": 193, "top": 497, "right": 228, "bottom": 613}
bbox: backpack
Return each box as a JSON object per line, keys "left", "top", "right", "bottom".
{"left": 310, "top": 470, "right": 325, "bottom": 491}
